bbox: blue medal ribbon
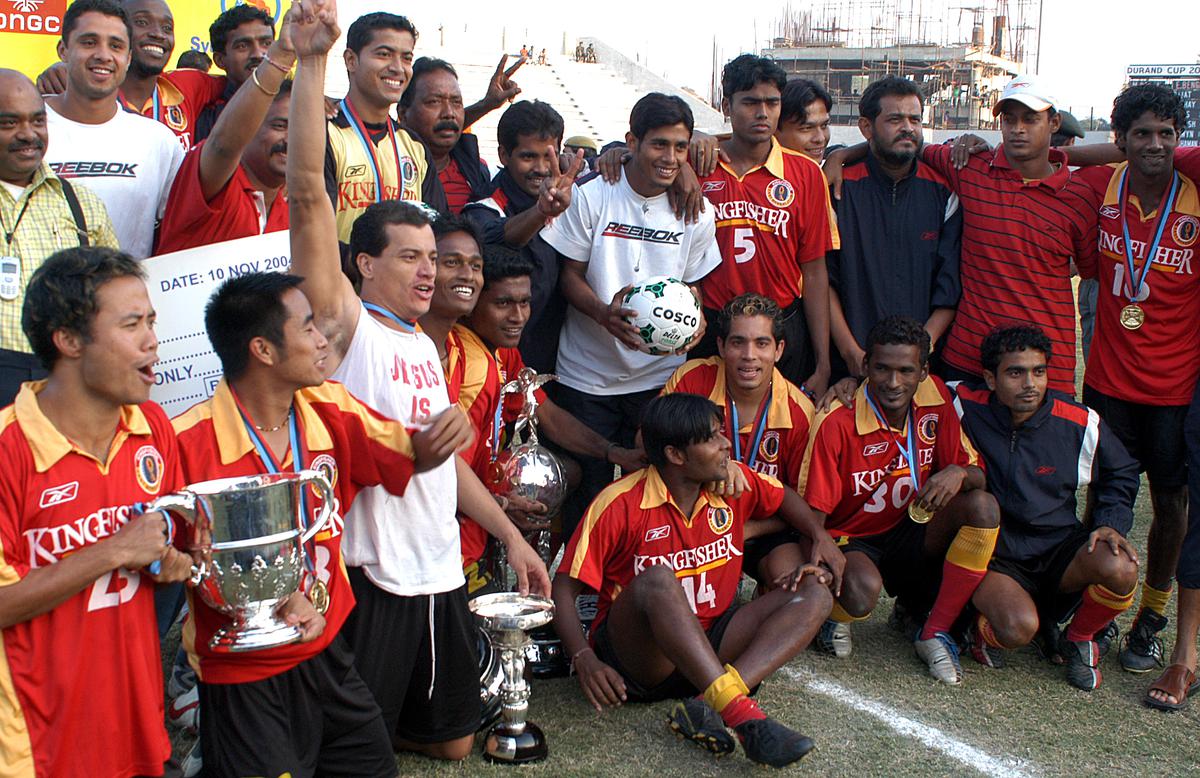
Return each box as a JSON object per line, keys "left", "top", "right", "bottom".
{"left": 863, "top": 388, "right": 920, "bottom": 493}
{"left": 362, "top": 301, "right": 416, "bottom": 333}
{"left": 727, "top": 386, "right": 771, "bottom": 471}
{"left": 1117, "top": 167, "right": 1179, "bottom": 304}
{"left": 150, "top": 85, "right": 161, "bottom": 123}
{"left": 339, "top": 98, "right": 407, "bottom": 204}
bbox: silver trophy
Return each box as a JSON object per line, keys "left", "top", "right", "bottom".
{"left": 487, "top": 368, "right": 568, "bottom": 524}
{"left": 146, "top": 471, "right": 334, "bottom": 652}
{"left": 470, "top": 593, "right": 556, "bottom": 763}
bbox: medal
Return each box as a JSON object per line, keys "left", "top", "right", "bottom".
{"left": 308, "top": 579, "right": 330, "bottom": 614}
{"left": 1119, "top": 303, "right": 1145, "bottom": 330}
{"left": 1116, "top": 167, "right": 1178, "bottom": 326}
{"left": 907, "top": 502, "right": 934, "bottom": 524}
{"left": 728, "top": 385, "right": 772, "bottom": 471}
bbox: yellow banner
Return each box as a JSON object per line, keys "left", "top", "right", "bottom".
{"left": 1, "top": 0, "right": 286, "bottom": 82}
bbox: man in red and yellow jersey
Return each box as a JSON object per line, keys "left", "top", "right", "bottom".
{"left": 0, "top": 246, "right": 193, "bottom": 778}
{"left": 662, "top": 292, "right": 815, "bottom": 586}
{"left": 171, "top": 272, "right": 457, "bottom": 778}
{"left": 692, "top": 55, "right": 838, "bottom": 397}
{"left": 554, "top": 393, "right": 842, "bottom": 768}
{"left": 800, "top": 316, "right": 998, "bottom": 685}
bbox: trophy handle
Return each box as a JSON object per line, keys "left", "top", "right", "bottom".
{"left": 140, "top": 491, "right": 201, "bottom": 579}
{"left": 297, "top": 469, "right": 335, "bottom": 543}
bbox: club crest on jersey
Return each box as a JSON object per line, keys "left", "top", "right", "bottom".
{"left": 765, "top": 178, "right": 795, "bottom": 208}
{"left": 1173, "top": 215, "right": 1199, "bottom": 248}
{"left": 707, "top": 506, "right": 733, "bottom": 535}
{"left": 645, "top": 525, "right": 671, "bottom": 542}
{"left": 400, "top": 156, "right": 417, "bottom": 186}
{"left": 39, "top": 481, "right": 78, "bottom": 508}
{"left": 760, "top": 431, "right": 780, "bottom": 462}
{"left": 310, "top": 453, "right": 339, "bottom": 491}
{"left": 164, "top": 104, "right": 187, "bottom": 131}
{"left": 917, "top": 414, "right": 939, "bottom": 446}
{"left": 134, "top": 445, "right": 164, "bottom": 494}
{"left": 702, "top": 181, "right": 726, "bottom": 192}
{"left": 863, "top": 441, "right": 890, "bottom": 457}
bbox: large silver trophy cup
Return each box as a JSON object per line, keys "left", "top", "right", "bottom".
{"left": 486, "top": 367, "right": 568, "bottom": 523}
{"left": 470, "top": 593, "right": 556, "bottom": 764}
{"left": 146, "top": 471, "right": 334, "bottom": 652}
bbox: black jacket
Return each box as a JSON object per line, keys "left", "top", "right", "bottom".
{"left": 952, "top": 383, "right": 1138, "bottom": 562}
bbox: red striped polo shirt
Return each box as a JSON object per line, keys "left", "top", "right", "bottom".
{"left": 920, "top": 144, "right": 1096, "bottom": 393}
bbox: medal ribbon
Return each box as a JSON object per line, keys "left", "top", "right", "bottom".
{"left": 340, "top": 97, "right": 406, "bottom": 204}
{"left": 362, "top": 301, "right": 416, "bottom": 333}
{"left": 1117, "top": 167, "right": 1179, "bottom": 303}
{"left": 863, "top": 388, "right": 920, "bottom": 493}
{"left": 150, "top": 85, "right": 161, "bottom": 122}
{"left": 229, "top": 388, "right": 319, "bottom": 587}
{"left": 727, "top": 387, "right": 772, "bottom": 470}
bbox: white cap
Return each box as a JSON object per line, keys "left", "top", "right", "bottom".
{"left": 992, "top": 75, "right": 1057, "bottom": 115}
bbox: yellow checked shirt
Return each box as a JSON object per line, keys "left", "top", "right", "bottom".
{"left": 0, "top": 164, "right": 118, "bottom": 352}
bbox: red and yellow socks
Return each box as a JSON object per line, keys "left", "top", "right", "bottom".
{"left": 920, "top": 525, "right": 998, "bottom": 640}
{"left": 1066, "top": 584, "right": 1135, "bottom": 642}
{"left": 701, "top": 665, "right": 765, "bottom": 730}
{"left": 1139, "top": 581, "right": 1172, "bottom": 619}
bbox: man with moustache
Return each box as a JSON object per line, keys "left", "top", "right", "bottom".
{"left": 464, "top": 99, "right": 578, "bottom": 373}
{"left": 155, "top": 17, "right": 296, "bottom": 253}
{"left": 42, "top": 0, "right": 183, "bottom": 260}
{"left": 0, "top": 70, "right": 118, "bottom": 405}
{"left": 827, "top": 76, "right": 961, "bottom": 379}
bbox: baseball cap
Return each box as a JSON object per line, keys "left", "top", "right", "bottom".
{"left": 1056, "top": 111, "right": 1085, "bottom": 139}
{"left": 564, "top": 135, "right": 599, "bottom": 152}
{"left": 992, "top": 75, "right": 1057, "bottom": 115}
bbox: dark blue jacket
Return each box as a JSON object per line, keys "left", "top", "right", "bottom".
{"left": 831, "top": 153, "right": 962, "bottom": 346}
{"left": 952, "top": 383, "right": 1138, "bottom": 562}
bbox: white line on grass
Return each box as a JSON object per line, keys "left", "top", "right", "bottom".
{"left": 781, "top": 667, "right": 1040, "bottom": 778}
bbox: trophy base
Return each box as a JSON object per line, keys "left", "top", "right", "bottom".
{"left": 483, "top": 721, "right": 548, "bottom": 764}
{"left": 210, "top": 619, "right": 303, "bottom": 652}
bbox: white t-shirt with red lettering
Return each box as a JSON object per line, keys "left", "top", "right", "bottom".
{"left": 331, "top": 303, "right": 463, "bottom": 595}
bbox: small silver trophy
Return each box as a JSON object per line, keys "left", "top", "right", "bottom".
{"left": 146, "top": 471, "right": 334, "bottom": 652}
{"left": 487, "top": 367, "right": 568, "bottom": 524}
{"left": 470, "top": 592, "right": 556, "bottom": 763}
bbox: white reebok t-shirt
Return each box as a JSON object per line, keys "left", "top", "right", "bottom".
{"left": 45, "top": 104, "right": 183, "bottom": 259}
{"left": 542, "top": 169, "right": 721, "bottom": 394}
{"left": 331, "top": 303, "right": 464, "bottom": 596}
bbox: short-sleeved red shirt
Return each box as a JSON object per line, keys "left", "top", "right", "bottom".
{"left": 559, "top": 463, "right": 784, "bottom": 632}
{"left": 1074, "top": 162, "right": 1200, "bottom": 405}
{"left": 171, "top": 379, "right": 416, "bottom": 684}
{"left": 920, "top": 144, "right": 1096, "bottom": 393}
{"left": 0, "top": 383, "right": 181, "bottom": 778}
{"left": 661, "top": 356, "right": 814, "bottom": 486}
{"left": 800, "top": 376, "right": 980, "bottom": 538}
{"left": 698, "top": 139, "right": 839, "bottom": 310}
{"left": 155, "top": 140, "right": 289, "bottom": 254}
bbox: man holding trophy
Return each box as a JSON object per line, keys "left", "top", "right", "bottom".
{"left": 285, "top": 0, "right": 550, "bottom": 762}
{"left": 0, "top": 247, "right": 193, "bottom": 778}
{"left": 172, "top": 271, "right": 457, "bottom": 777}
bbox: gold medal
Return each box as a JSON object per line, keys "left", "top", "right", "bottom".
{"left": 308, "top": 579, "right": 330, "bottom": 614}
{"left": 1119, "top": 304, "right": 1145, "bottom": 330}
{"left": 907, "top": 501, "right": 934, "bottom": 524}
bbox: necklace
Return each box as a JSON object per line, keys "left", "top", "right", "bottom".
{"left": 254, "top": 417, "right": 289, "bottom": 433}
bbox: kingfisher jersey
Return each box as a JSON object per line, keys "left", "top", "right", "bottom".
{"left": 0, "top": 383, "right": 180, "bottom": 778}
{"left": 121, "top": 71, "right": 222, "bottom": 151}
{"left": 1074, "top": 163, "right": 1200, "bottom": 405}
{"left": 800, "top": 377, "right": 980, "bottom": 538}
{"left": 443, "top": 325, "right": 502, "bottom": 567}
{"left": 559, "top": 463, "right": 783, "bottom": 632}
{"left": 171, "top": 379, "right": 416, "bottom": 684}
{"left": 331, "top": 304, "right": 461, "bottom": 596}
{"left": 542, "top": 169, "right": 722, "bottom": 394}
{"left": 325, "top": 104, "right": 441, "bottom": 243}
{"left": 662, "top": 357, "right": 814, "bottom": 486}
{"left": 698, "top": 138, "right": 839, "bottom": 310}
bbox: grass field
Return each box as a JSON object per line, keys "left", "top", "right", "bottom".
{"left": 168, "top": 297, "right": 1197, "bottom": 776}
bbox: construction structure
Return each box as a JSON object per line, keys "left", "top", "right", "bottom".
{"left": 763, "top": 1, "right": 1042, "bottom": 129}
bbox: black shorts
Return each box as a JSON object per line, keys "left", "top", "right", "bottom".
{"left": 342, "top": 569, "right": 481, "bottom": 744}
{"left": 742, "top": 529, "right": 800, "bottom": 585}
{"left": 591, "top": 605, "right": 740, "bottom": 702}
{"left": 988, "top": 526, "right": 1090, "bottom": 619}
{"left": 1083, "top": 385, "right": 1188, "bottom": 489}
{"left": 197, "top": 635, "right": 396, "bottom": 778}
{"left": 839, "top": 520, "right": 940, "bottom": 611}
{"left": 1178, "top": 384, "right": 1200, "bottom": 588}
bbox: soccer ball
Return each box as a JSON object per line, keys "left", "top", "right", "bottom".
{"left": 622, "top": 276, "right": 702, "bottom": 355}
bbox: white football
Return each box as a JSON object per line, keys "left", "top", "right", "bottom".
{"left": 622, "top": 276, "right": 701, "bottom": 354}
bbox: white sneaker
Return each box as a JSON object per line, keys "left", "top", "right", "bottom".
{"left": 914, "top": 632, "right": 963, "bottom": 685}
{"left": 180, "top": 740, "right": 202, "bottom": 778}
{"left": 814, "top": 619, "right": 853, "bottom": 658}
{"left": 167, "top": 685, "right": 200, "bottom": 734}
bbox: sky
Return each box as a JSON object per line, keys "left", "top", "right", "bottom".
{"left": 340, "top": 0, "right": 1200, "bottom": 121}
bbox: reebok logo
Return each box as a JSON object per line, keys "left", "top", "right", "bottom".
{"left": 601, "top": 222, "right": 682, "bottom": 244}
{"left": 702, "top": 181, "right": 726, "bottom": 192}
{"left": 645, "top": 525, "right": 671, "bottom": 542}
{"left": 1035, "top": 465, "right": 1056, "bottom": 475}
{"left": 863, "top": 442, "right": 889, "bottom": 457}
{"left": 39, "top": 481, "right": 78, "bottom": 508}
{"left": 50, "top": 161, "right": 137, "bottom": 178}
